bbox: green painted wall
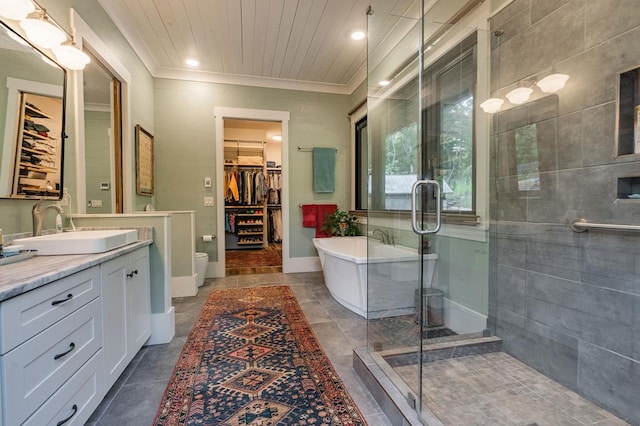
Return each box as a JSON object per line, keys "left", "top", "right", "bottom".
{"left": 84, "top": 110, "right": 111, "bottom": 213}
{"left": 153, "top": 79, "right": 352, "bottom": 261}
{"left": 432, "top": 235, "right": 488, "bottom": 315}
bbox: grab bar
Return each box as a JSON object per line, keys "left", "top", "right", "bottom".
{"left": 571, "top": 218, "right": 640, "bottom": 233}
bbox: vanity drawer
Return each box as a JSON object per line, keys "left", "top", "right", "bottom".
{"left": 0, "top": 265, "right": 100, "bottom": 354}
{"left": 22, "top": 350, "right": 104, "bottom": 426}
{"left": 1, "top": 298, "right": 102, "bottom": 426}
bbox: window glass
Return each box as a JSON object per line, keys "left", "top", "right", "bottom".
{"left": 440, "top": 95, "right": 473, "bottom": 211}
{"left": 359, "top": 33, "right": 477, "bottom": 214}
{"left": 384, "top": 123, "right": 418, "bottom": 210}
{"left": 424, "top": 34, "right": 477, "bottom": 214}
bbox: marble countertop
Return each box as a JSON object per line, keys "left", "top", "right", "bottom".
{"left": 0, "top": 240, "right": 152, "bottom": 303}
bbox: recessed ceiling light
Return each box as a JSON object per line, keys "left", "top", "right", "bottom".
{"left": 351, "top": 31, "right": 366, "bottom": 41}
{"left": 185, "top": 58, "right": 199, "bottom": 67}
{"left": 378, "top": 80, "right": 390, "bottom": 86}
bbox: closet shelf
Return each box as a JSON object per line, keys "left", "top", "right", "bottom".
{"left": 225, "top": 205, "right": 264, "bottom": 209}
{"left": 23, "top": 129, "right": 53, "bottom": 141}
{"left": 25, "top": 104, "right": 52, "bottom": 119}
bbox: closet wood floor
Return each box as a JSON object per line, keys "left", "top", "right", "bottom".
{"left": 225, "top": 242, "right": 282, "bottom": 275}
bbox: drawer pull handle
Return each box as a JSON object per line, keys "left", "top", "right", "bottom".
{"left": 51, "top": 293, "right": 74, "bottom": 306}
{"left": 126, "top": 269, "right": 139, "bottom": 278}
{"left": 56, "top": 404, "right": 78, "bottom": 426}
{"left": 54, "top": 342, "right": 76, "bottom": 360}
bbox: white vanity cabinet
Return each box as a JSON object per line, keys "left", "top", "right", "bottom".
{"left": 0, "top": 266, "right": 103, "bottom": 426}
{"left": 102, "top": 246, "right": 151, "bottom": 390}
{"left": 0, "top": 242, "right": 151, "bottom": 426}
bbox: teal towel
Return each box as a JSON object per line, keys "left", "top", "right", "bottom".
{"left": 313, "top": 147, "right": 336, "bottom": 193}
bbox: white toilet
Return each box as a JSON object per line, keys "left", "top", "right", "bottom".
{"left": 195, "top": 252, "right": 208, "bottom": 287}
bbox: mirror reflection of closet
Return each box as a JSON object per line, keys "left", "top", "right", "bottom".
{"left": 82, "top": 47, "right": 123, "bottom": 213}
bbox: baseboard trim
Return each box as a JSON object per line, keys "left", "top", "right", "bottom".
{"left": 444, "top": 297, "right": 487, "bottom": 335}
{"left": 171, "top": 274, "right": 198, "bottom": 297}
{"left": 147, "top": 307, "right": 175, "bottom": 345}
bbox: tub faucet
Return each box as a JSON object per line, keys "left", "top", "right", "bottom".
{"left": 32, "top": 200, "right": 64, "bottom": 236}
{"left": 372, "top": 228, "right": 391, "bottom": 245}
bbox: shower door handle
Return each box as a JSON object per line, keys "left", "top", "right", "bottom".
{"left": 411, "top": 180, "right": 441, "bottom": 235}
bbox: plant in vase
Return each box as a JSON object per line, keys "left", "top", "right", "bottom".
{"left": 322, "top": 209, "right": 361, "bottom": 236}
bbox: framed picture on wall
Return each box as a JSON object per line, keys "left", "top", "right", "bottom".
{"left": 135, "top": 124, "right": 154, "bottom": 196}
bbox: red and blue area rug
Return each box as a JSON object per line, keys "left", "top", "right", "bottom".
{"left": 153, "top": 285, "right": 367, "bottom": 425}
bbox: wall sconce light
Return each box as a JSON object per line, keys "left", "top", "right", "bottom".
{"left": 480, "top": 98, "right": 504, "bottom": 113}
{"left": 480, "top": 72, "right": 570, "bottom": 113}
{"left": 536, "top": 73, "right": 569, "bottom": 93}
{"left": 505, "top": 87, "right": 533, "bottom": 105}
{"left": 0, "top": 0, "right": 35, "bottom": 21}
{"left": 19, "top": 11, "right": 66, "bottom": 49}
{"left": 7, "top": 3, "right": 91, "bottom": 71}
{"left": 52, "top": 41, "right": 90, "bottom": 70}
{"left": 272, "top": 134, "right": 282, "bottom": 141}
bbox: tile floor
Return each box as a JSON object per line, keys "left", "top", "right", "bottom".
{"left": 86, "top": 272, "right": 391, "bottom": 425}
{"left": 86, "top": 271, "right": 629, "bottom": 426}
{"left": 395, "top": 352, "right": 628, "bottom": 426}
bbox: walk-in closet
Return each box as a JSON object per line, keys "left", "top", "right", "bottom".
{"left": 223, "top": 119, "right": 282, "bottom": 275}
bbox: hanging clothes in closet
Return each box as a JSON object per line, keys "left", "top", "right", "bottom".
{"left": 268, "top": 208, "right": 282, "bottom": 243}
{"left": 267, "top": 170, "right": 282, "bottom": 205}
{"left": 224, "top": 168, "right": 267, "bottom": 205}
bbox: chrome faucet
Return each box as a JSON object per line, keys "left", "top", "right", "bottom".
{"left": 32, "top": 200, "right": 64, "bottom": 236}
{"left": 372, "top": 228, "right": 392, "bottom": 245}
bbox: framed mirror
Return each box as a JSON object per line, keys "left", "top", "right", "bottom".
{"left": 0, "top": 19, "right": 66, "bottom": 199}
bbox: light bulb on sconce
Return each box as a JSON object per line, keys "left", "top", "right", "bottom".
{"left": 52, "top": 42, "right": 91, "bottom": 70}
{"left": 536, "top": 73, "right": 569, "bottom": 93}
{"left": 0, "top": 0, "right": 35, "bottom": 21}
{"left": 480, "top": 98, "right": 504, "bottom": 113}
{"left": 19, "top": 12, "right": 66, "bottom": 49}
{"left": 505, "top": 87, "right": 533, "bottom": 105}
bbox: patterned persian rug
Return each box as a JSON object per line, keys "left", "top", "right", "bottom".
{"left": 153, "top": 285, "right": 366, "bottom": 425}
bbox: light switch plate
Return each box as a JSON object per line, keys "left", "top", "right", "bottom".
{"left": 204, "top": 197, "right": 214, "bottom": 206}
{"left": 204, "top": 177, "right": 212, "bottom": 187}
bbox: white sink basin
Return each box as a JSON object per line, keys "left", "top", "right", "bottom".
{"left": 13, "top": 230, "right": 138, "bottom": 255}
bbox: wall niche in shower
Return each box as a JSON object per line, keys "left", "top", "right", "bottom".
{"left": 617, "top": 176, "right": 640, "bottom": 199}
{"left": 617, "top": 67, "right": 640, "bottom": 156}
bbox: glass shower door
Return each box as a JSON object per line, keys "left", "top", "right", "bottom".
{"left": 366, "top": 2, "right": 491, "bottom": 423}
{"left": 365, "top": 0, "right": 427, "bottom": 417}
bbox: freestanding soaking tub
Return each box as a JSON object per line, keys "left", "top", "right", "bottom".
{"left": 313, "top": 236, "right": 438, "bottom": 319}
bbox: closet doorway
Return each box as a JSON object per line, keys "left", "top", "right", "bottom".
{"left": 223, "top": 119, "right": 282, "bottom": 275}
{"left": 215, "top": 107, "right": 290, "bottom": 277}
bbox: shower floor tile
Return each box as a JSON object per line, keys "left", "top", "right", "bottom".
{"left": 394, "top": 351, "right": 628, "bottom": 425}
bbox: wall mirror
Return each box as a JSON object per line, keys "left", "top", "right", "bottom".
{"left": 83, "top": 48, "right": 122, "bottom": 213}
{"left": 0, "top": 19, "right": 66, "bottom": 199}
{"left": 494, "top": 94, "right": 559, "bottom": 195}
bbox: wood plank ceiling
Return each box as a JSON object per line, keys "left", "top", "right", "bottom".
{"left": 97, "top": 0, "right": 474, "bottom": 94}
{"left": 98, "top": 0, "right": 373, "bottom": 94}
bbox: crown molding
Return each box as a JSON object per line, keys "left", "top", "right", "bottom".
{"left": 154, "top": 67, "right": 355, "bottom": 95}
